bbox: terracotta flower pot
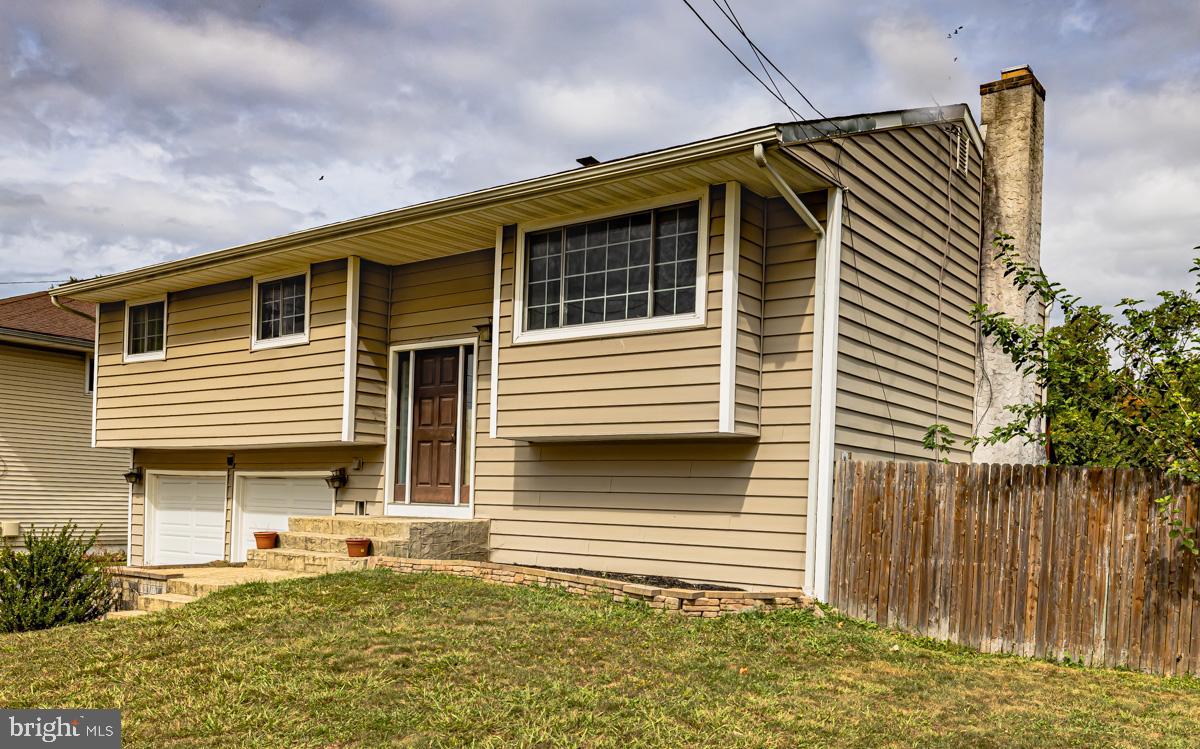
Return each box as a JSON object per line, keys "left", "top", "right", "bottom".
{"left": 253, "top": 531, "right": 278, "bottom": 549}
{"left": 346, "top": 537, "right": 371, "bottom": 557}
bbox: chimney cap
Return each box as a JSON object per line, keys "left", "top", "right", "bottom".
{"left": 1000, "top": 64, "right": 1035, "bottom": 79}
{"left": 981, "top": 65, "right": 1046, "bottom": 99}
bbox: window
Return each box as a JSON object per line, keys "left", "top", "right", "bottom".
{"left": 84, "top": 355, "right": 94, "bottom": 394}
{"left": 124, "top": 299, "right": 165, "bottom": 361}
{"left": 524, "top": 202, "right": 701, "bottom": 332}
{"left": 253, "top": 272, "right": 308, "bottom": 349}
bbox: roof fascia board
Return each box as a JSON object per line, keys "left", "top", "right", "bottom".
{"left": 51, "top": 126, "right": 781, "bottom": 301}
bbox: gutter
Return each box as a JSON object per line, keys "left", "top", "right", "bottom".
{"left": 50, "top": 295, "right": 95, "bottom": 322}
{"left": 753, "top": 142, "right": 842, "bottom": 600}
{"left": 0, "top": 328, "right": 92, "bottom": 353}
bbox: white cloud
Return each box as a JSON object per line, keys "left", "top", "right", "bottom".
{"left": 0, "top": 0, "right": 1195, "bottom": 312}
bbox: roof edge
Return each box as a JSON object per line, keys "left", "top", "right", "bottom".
{"left": 0, "top": 328, "right": 93, "bottom": 352}
{"left": 778, "top": 103, "right": 984, "bottom": 157}
{"left": 51, "top": 124, "right": 782, "bottom": 300}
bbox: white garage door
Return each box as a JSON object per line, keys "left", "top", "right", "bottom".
{"left": 149, "top": 475, "right": 227, "bottom": 566}
{"left": 235, "top": 475, "right": 333, "bottom": 561}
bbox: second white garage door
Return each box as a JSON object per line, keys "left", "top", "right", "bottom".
{"left": 234, "top": 475, "right": 334, "bottom": 562}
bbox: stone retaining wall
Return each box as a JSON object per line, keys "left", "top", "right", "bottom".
{"left": 108, "top": 567, "right": 179, "bottom": 610}
{"left": 370, "top": 557, "right": 813, "bottom": 617}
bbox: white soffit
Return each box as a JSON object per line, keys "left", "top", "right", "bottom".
{"left": 53, "top": 147, "right": 828, "bottom": 304}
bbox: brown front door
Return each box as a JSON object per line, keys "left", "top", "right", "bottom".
{"left": 410, "top": 347, "right": 459, "bottom": 504}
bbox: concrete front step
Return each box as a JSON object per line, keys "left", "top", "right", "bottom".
{"left": 104, "top": 609, "right": 150, "bottom": 620}
{"left": 137, "top": 592, "right": 198, "bottom": 612}
{"left": 285, "top": 516, "right": 489, "bottom": 560}
{"left": 247, "top": 548, "right": 372, "bottom": 574}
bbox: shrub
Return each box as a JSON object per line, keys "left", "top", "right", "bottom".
{"left": 0, "top": 524, "right": 114, "bottom": 632}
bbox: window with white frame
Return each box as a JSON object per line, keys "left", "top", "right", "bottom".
{"left": 524, "top": 202, "right": 701, "bottom": 331}
{"left": 125, "top": 299, "right": 165, "bottom": 360}
{"left": 254, "top": 273, "right": 308, "bottom": 347}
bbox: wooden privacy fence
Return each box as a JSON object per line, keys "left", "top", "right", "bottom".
{"left": 828, "top": 458, "right": 1200, "bottom": 676}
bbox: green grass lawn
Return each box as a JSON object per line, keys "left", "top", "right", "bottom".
{"left": 2, "top": 570, "right": 1199, "bottom": 748}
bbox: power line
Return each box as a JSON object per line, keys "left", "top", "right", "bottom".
{"left": 707, "top": 0, "right": 839, "bottom": 124}
{"left": 0, "top": 280, "right": 67, "bottom": 285}
{"left": 678, "top": 0, "right": 801, "bottom": 119}
{"left": 711, "top": 0, "right": 790, "bottom": 113}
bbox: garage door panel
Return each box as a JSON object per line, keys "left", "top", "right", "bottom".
{"left": 151, "top": 475, "right": 226, "bottom": 566}
{"left": 236, "top": 476, "right": 332, "bottom": 561}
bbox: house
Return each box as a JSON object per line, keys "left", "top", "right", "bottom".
{"left": 48, "top": 67, "right": 1046, "bottom": 594}
{"left": 0, "top": 290, "right": 131, "bottom": 551}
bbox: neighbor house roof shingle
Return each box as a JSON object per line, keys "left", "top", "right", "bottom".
{"left": 0, "top": 290, "right": 95, "bottom": 343}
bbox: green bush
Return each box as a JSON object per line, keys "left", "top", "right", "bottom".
{"left": 0, "top": 524, "right": 114, "bottom": 632}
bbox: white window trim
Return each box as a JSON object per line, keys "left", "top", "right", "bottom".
{"left": 122, "top": 295, "right": 167, "bottom": 363}
{"left": 510, "top": 188, "right": 710, "bottom": 345}
{"left": 717, "top": 181, "right": 742, "bottom": 433}
{"left": 91, "top": 313, "right": 99, "bottom": 447}
{"left": 230, "top": 470, "right": 335, "bottom": 563}
{"left": 341, "top": 256, "right": 361, "bottom": 442}
{"left": 383, "top": 336, "right": 479, "bottom": 518}
{"left": 251, "top": 268, "right": 311, "bottom": 351}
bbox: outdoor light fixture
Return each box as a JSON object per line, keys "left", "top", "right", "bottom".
{"left": 475, "top": 321, "right": 492, "bottom": 343}
{"left": 123, "top": 467, "right": 144, "bottom": 485}
{"left": 324, "top": 467, "right": 348, "bottom": 491}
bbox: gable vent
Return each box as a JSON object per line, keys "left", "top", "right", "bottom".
{"left": 950, "top": 126, "right": 970, "bottom": 176}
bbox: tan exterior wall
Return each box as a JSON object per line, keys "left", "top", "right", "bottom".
{"left": 788, "top": 124, "right": 982, "bottom": 463}
{"left": 127, "top": 445, "right": 384, "bottom": 565}
{"left": 734, "top": 188, "right": 766, "bottom": 436}
{"left": 492, "top": 187, "right": 728, "bottom": 440}
{"left": 475, "top": 191, "right": 816, "bottom": 589}
{"left": 95, "top": 260, "right": 349, "bottom": 448}
{"left": 355, "top": 260, "right": 391, "bottom": 443}
{"left": 0, "top": 342, "right": 130, "bottom": 550}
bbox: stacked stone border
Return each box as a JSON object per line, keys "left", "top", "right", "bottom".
{"left": 108, "top": 566, "right": 177, "bottom": 610}
{"left": 369, "top": 556, "right": 814, "bottom": 617}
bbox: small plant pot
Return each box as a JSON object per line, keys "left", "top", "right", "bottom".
{"left": 253, "top": 531, "right": 278, "bottom": 549}
{"left": 345, "top": 537, "right": 371, "bottom": 557}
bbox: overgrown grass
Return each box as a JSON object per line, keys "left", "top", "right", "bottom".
{"left": 1, "top": 570, "right": 1198, "bottom": 748}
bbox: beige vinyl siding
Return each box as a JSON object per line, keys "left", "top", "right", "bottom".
{"left": 494, "top": 186, "right": 727, "bottom": 440}
{"left": 95, "top": 260, "right": 349, "bottom": 448}
{"left": 787, "top": 124, "right": 981, "bottom": 462}
{"left": 389, "top": 250, "right": 493, "bottom": 346}
{"left": 475, "top": 193, "right": 815, "bottom": 589}
{"left": 128, "top": 445, "right": 385, "bottom": 565}
{"left": 734, "top": 188, "right": 766, "bottom": 436}
{"left": 355, "top": 260, "right": 390, "bottom": 442}
{"left": 0, "top": 342, "right": 130, "bottom": 550}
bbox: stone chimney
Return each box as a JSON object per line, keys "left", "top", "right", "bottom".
{"left": 973, "top": 65, "right": 1047, "bottom": 464}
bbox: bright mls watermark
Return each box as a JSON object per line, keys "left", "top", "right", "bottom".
{"left": 2, "top": 710, "right": 120, "bottom": 747}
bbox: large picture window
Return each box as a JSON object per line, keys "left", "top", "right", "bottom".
{"left": 124, "top": 299, "right": 165, "bottom": 361}
{"left": 253, "top": 272, "right": 308, "bottom": 349}
{"left": 524, "top": 202, "right": 700, "bottom": 332}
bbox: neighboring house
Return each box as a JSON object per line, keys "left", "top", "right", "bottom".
{"left": 0, "top": 290, "right": 131, "bottom": 551}
{"left": 49, "top": 67, "right": 1046, "bottom": 594}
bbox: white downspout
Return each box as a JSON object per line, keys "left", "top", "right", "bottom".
{"left": 754, "top": 143, "right": 842, "bottom": 600}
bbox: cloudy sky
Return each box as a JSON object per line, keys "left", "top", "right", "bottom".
{"left": 1, "top": 0, "right": 1197, "bottom": 307}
